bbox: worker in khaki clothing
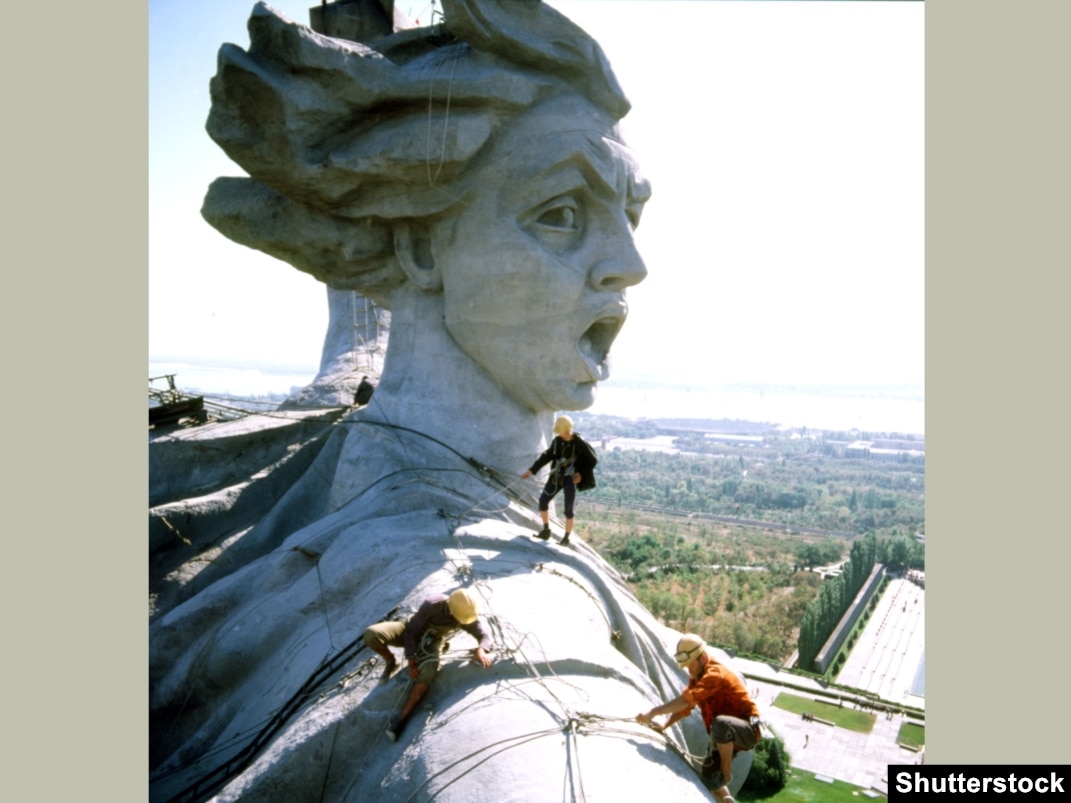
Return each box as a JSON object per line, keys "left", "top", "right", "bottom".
{"left": 363, "top": 588, "right": 492, "bottom": 741}
{"left": 637, "top": 634, "right": 761, "bottom": 802}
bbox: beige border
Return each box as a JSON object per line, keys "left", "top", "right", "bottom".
{"left": 1, "top": 0, "right": 147, "bottom": 800}
{"left": 927, "top": 0, "right": 1071, "bottom": 764}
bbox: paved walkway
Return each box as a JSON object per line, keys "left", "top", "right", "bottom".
{"left": 732, "top": 576, "right": 926, "bottom": 796}
{"left": 837, "top": 577, "right": 925, "bottom": 702}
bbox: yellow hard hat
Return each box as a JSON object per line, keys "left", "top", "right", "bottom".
{"left": 674, "top": 634, "right": 706, "bottom": 667}
{"left": 447, "top": 589, "right": 479, "bottom": 625}
{"left": 553, "top": 415, "right": 574, "bottom": 436}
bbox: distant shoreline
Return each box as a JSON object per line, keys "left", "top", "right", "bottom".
{"left": 149, "top": 360, "right": 924, "bottom": 437}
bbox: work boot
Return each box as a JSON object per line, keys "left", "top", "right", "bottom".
{"left": 701, "top": 751, "right": 722, "bottom": 784}
{"left": 560, "top": 533, "right": 571, "bottom": 546}
{"left": 535, "top": 525, "right": 551, "bottom": 540}
{"left": 701, "top": 751, "right": 715, "bottom": 777}
{"left": 386, "top": 714, "right": 405, "bottom": 743}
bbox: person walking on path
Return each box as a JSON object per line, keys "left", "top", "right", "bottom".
{"left": 363, "top": 589, "right": 493, "bottom": 741}
{"left": 636, "top": 634, "right": 762, "bottom": 802}
{"left": 522, "top": 415, "right": 597, "bottom": 546}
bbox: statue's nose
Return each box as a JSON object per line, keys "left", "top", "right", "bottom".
{"left": 589, "top": 236, "right": 647, "bottom": 291}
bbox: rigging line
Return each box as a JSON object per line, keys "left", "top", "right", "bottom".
{"left": 155, "top": 616, "right": 363, "bottom": 780}
{"left": 576, "top": 721, "right": 705, "bottom": 768}
{"left": 426, "top": 39, "right": 462, "bottom": 186}
{"left": 295, "top": 464, "right": 477, "bottom": 538}
{"left": 410, "top": 708, "right": 671, "bottom": 803}
{"left": 450, "top": 674, "right": 566, "bottom": 719}
{"left": 149, "top": 713, "right": 280, "bottom": 782}
{"left": 567, "top": 716, "right": 588, "bottom": 803}
{"left": 577, "top": 712, "right": 705, "bottom": 761}
{"left": 362, "top": 388, "right": 416, "bottom": 466}
{"left": 163, "top": 604, "right": 401, "bottom": 803}
{"left": 318, "top": 719, "right": 344, "bottom": 803}
{"left": 339, "top": 406, "right": 557, "bottom": 514}
{"left": 185, "top": 397, "right": 341, "bottom": 423}
{"left": 163, "top": 644, "right": 368, "bottom": 803}
{"left": 218, "top": 502, "right": 567, "bottom": 782}
{"left": 496, "top": 627, "right": 588, "bottom": 712}
{"left": 335, "top": 677, "right": 423, "bottom": 803}
{"left": 414, "top": 575, "right": 584, "bottom": 730}
{"left": 341, "top": 417, "right": 476, "bottom": 470}
{"left": 314, "top": 558, "right": 338, "bottom": 652}
{"left": 564, "top": 711, "right": 707, "bottom": 778}
{"left": 338, "top": 417, "right": 480, "bottom": 497}
{"left": 155, "top": 591, "right": 262, "bottom": 760}
{"left": 539, "top": 564, "right": 614, "bottom": 634}
{"left": 296, "top": 414, "right": 557, "bottom": 540}
{"left": 165, "top": 451, "right": 561, "bottom": 790}
{"left": 224, "top": 451, "right": 588, "bottom": 792}
{"left": 335, "top": 418, "right": 541, "bottom": 528}
{"left": 452, "top": 473, "right": 533, "bottom": 522}
{"left": 398, "top": 726, "right": 566, "bottom": 803}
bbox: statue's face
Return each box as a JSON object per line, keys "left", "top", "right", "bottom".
{"left": 439, "top": 97, "right": 650, "bottom": 412}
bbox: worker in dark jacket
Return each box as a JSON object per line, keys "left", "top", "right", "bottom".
{"left": 521, "top": 415, "right": 597, "bottom": 546}
{"left": 363, "top": 589, "right": 492, "bottom": 741}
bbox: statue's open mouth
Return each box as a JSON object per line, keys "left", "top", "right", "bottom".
{"left": 579, "top": 314, "right": 624, "bottom": 381}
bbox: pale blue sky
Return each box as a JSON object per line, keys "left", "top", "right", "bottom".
{"left": 150, "top": 1, "right": 923, "bottom": 398}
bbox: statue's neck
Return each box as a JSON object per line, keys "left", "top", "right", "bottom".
{"left": 362, "top": 287, "right": 552, "bottom": 473}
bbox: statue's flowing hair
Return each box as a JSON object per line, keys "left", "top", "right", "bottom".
{"left": 201, "top": 0, "right": 630, "bottom": 304}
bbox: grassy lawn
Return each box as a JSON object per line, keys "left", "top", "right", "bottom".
{"left": 739, "top": 770, "right": 884, "bottom": 801}
{"left": 771, "top": 692, "right": 876, "bottom": 734}
{"left": 897, "top": 721, "right": 925, "bottom": 748}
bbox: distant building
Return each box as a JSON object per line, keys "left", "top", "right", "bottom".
{"left": 845, "top": 440, "right": 924, "bottom": 464}
{"left": 703, "top": 433, "right": 765, "bottom": 445}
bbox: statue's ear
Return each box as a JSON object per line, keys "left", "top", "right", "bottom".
{"left": 394, "top": 221, "right": 442, "bottom": 291}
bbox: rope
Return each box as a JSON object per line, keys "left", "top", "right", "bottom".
{"left": 389, "top": 710, "right": 703, "bottom": 803}
{"left": 426, "top": 34, "right": 461, "bottom": 186}
{"left": 317, "top": 720, "right": 343, "bottom": 803}
{"left": 155, "top": 374, "right": 622, "bottom": 800}
{"left": 398, "top": 727, "right": 564, "bottom": 803}
{"left": 313, "top": 554, "right": 338, "bottom": 653}
{"left": 155, "top": 605, "right": 401, "bottom": 803}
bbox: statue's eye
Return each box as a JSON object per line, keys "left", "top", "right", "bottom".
{"left": 537, "top": 204, "right": 577, "bottom": 230}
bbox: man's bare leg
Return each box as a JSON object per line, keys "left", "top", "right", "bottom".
{"left": 387, "top": 681, "right": 430, "bottom": 742}
{"left": 717, "top": 740, "right": 734, "bottom": 783}
{"left": 399, "top": 682, "right": 429, "bottom": 723}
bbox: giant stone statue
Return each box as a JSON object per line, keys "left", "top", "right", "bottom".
{"left": 150, "top": 2, "right": 753, "bottom": 800}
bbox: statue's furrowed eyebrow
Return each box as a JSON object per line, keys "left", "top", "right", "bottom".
{"left": 536, "top": 144, "right": 639, "bottom": 208}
